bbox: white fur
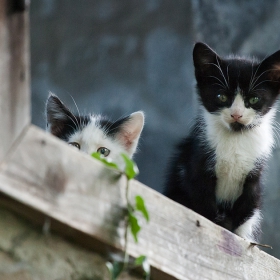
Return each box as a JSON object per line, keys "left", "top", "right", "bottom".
{"left": 68, "top": 114, "right": 143, "bottom": 170}
{"left": 234, "top": 209, "right": 262, "bottom": 242}
{"left": 203, "top": 98, "right": 276, "bottom": 203}
{"left": 46, "top": 94, "right": 144, "bottom": 170}
{"left": 68, "top": 116, "right": 126, "bottom": 169}
{"left": 221, "top": 94, "right": 256, "bottom": 128}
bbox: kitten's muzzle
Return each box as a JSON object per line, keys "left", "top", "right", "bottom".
{"left": 229, "top": 114, "right": 246, "bottom": 131}
{"left": 230, "top": 122, "right": 245, "bottom": 131}
{"left": 231, "top": 113, "right": 243, "bottom": 121}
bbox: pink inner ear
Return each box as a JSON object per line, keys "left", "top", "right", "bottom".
{"left": 121, "top": 131, "right": 137, "bottom": 149}
{"left": 115, "top": 111, "right": 144, "bottom": 156}
{"left": 115, "top": 131, "right": 134, "bottom": 155}
{"left": 117, "top": 127, "right": 140, "bottom": 152}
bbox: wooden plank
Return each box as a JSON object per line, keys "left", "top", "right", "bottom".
{"left": 0, "top": 125, "right": 280, "bottom": 279}
{"left": 0, "top": 206, "right": 143, "bottom": 280}
{"left": 0, "top": 0, "right": 30, "bottom": 162}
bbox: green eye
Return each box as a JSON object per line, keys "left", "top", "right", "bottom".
{"left": 249, "top": 97, "right": 259, "bottom": 105}
{"left": 69, "top": 142, "right": 80, "bottom": 149}
{"left": 97, "top": 147, "right": 110, "bottom": 157}
{"left": 217, "top": 94, "right": 228, "bottom": 102}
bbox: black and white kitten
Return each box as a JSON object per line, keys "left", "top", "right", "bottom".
{"left": 46, "top": 94, "right": 144, "bottom": 167}
{"left": 164, "top": 42, "right": 280, "bottom": 242}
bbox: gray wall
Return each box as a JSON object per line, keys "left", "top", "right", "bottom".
{"left": 31, "top": 1, "right": 280, "bottom": 258}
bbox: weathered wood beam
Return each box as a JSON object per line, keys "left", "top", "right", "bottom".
{"left": 0, "top": 0, "right": 30, "bottom": 162}
{"left": 0, "top": 125, "right": 280, "bottom": 279}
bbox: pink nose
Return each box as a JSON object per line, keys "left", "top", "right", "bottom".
{"left": 231, "top": 114, "right": 242, "bottom": 121}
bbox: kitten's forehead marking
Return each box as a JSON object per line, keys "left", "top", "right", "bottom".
{"left": 229, "top": 94, "right": 245, "bottom": 118}
{"left": 231, "top": 93, "right": 244, "bottom": 108}
{"left": 236, "top": 85, "right": 241, "bottom": 95}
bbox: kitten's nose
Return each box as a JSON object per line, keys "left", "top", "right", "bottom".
{"left": 231, "top": 114, "right": 243, "bottom": 121}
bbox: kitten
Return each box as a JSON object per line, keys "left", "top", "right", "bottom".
{"left": 46, "top": 94, "right": 144, "bottom": 167}
{"left": 164, "top": 42, "right": 280, "bottom": 242}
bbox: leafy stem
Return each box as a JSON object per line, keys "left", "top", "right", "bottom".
{"left": 91, "top": 152, "right": 150, "bottom": 279}
{"left": 123, "top": 178, "right": 130, "bottom": 271}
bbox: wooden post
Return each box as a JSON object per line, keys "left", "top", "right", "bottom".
{"left": 0, "top": 0, "right": 30, "bottom": 162}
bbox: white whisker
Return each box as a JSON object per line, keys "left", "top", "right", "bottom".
{"left": 69, "top": 95, "right": 83, "bottom": 131}
{"left": 205, "top": 61, "right": 229, "bottom": 89}
{"left": 208, "top": 75, "right": 227, "bottom": 89}
{"left": 249, "top": 55, "right": 269, "bottom": 92}
{"left": 251, "top": 79, "right": 274, "bottom": 92}
{"left": 216, "top": 57, "right": 229, "bottom": 89}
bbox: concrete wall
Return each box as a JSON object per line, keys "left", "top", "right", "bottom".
{"left": 0, "top": 207, "right": 141, "bottom": 280}
{"left": 30, "top": 1, "right": 280, "bottom": 258}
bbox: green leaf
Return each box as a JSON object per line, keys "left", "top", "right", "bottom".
{"left": 142, "top": 258, "right": 151, "bottom": 279}
{"left": 134, "top": 255, "right": 146, "bottom": 266}
{"left": 128, "top": 211, "right": 141, "bottom": 243}
{"left": 135, "top": 195, "right": 149, "bottom": 222}
{"left": 134, "top": 256, "right": 150, "bottom": 279}
{"left": 92, "top": 152, "right": 119, "bottom": 170}
{"left": 121, "top": 153, "right": 139, "bottom": 180}
{"left": 106, "top": 261, "right": 124, "bottom": 280}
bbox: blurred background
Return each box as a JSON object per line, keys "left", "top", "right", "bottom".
{"left": 30, "top": 1, "right": 280, "bottom": 258}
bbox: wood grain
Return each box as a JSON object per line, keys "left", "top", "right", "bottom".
{"left": 0, "top": 125, "right": 280, "bottom": 279}
{"left": 0, "top": 0, "right": 30, "bottom": 162}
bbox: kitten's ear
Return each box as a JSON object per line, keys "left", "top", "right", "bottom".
{"left": 115, "top": 111, "right": 145, "bottom": 157}
{"left": 193, "top": 42, "right": 221, "bottom": 73}
{"left": 259, "top": 50, "right": 280, "bottom": 83}
{"left": 46, "top": 93, "right": 75, "bottom": 136}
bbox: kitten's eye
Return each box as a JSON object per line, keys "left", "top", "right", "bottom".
{"left": 69, "top": 142, "right": 80, "bottom": 150}
{"left": 249, "top": 97, "right": 259, "bottom": 105}
{"left": 217, "top": 94, "right": 228, "bottom": 102}
{"left": 97, "top": 147, "right": 110, "bottom": 157}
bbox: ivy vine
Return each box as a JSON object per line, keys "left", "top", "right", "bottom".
{"left": 92, "top": 152, "right": 150, "bottom": 279}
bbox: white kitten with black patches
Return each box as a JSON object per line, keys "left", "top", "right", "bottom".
{"left": 46, "top": 94, "right": 144, "bottom": 168}
{"left": 204, "top": 94, "right": 276, "bottom": 203}
{"left": 165, "top": 42, "right": 280, "bottom": 242}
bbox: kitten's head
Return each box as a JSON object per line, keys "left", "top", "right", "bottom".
{"left": 193, "top": 42, "right": 280, "bottom": 131}
{"left": 46, "top": 94, "right": 144, "bottom": 165}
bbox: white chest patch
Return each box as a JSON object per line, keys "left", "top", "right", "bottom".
{"left": 203, "top": 108, "right": 275, "bottom": 203}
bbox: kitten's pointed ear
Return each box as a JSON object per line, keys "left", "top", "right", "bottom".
{"left": 115, "top": 111, "right": 145, "bottom": 157}
{"left": 193, "top": 42, "right": 221, "bottom": 73}
{"left": 259, "top": 50, "right": 280, "bottom": 83}
{"left": 46, "top": 93, "right": 75, "bottom": 136}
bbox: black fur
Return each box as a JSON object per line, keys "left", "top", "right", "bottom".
{"left": 98, "top": 116, "right": 130, "bottom": 139}
{"left": 46, "top": 94, "right": 130, "bottom": 142}
{"left": 164, "top": 42, "right": 280, "bottom": 240}
{"left": 165, "top": 120, "right": 217, "bottom": 222}
{"left": 193, "top": 43, "right": 280, "bottom": 118}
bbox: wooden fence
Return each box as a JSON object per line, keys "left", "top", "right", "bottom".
{"left": 1, "top": 1, "right": 280, "bottom": 279}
